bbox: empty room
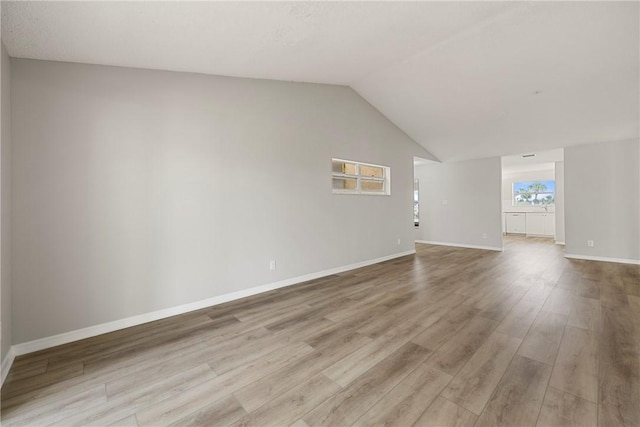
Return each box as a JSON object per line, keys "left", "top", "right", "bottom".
{"left": 0, "top": 2, "right": 639, "bottom": 426}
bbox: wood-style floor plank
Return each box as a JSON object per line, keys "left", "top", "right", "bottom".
{"left": 540, "top": 287, "right": 575, "bottom": 316}
{"left": 1, "top": 236, "right": 638, "bottom": 427}
{"left": 231, "top": 374, "right": 340, "bottom": 427}
{"left": 494, "top": 300, "right": 543, "bottom": 339}
{"left": 233, "top": 331, "right": 372, "bottom": 413}
{"left": 352, "top": 363, "right": 451, "bottom": 426}
{"left": 410, "top": 304, "right": 480, "bottom": 351}
{"left": 322, "top": 319, "right": 426, "bottom": 387}
{"left": 303, "top": 342, "right": 431, "bottom": 426}
{"left": 110, "top": 414, "right": 139, "bottom": 427}
{"left": 413, "top": 396, "right": 477, "bottom": 427}
{"left": 517, "top": 310, "right": 567, "bottom": 365}
{"left": 598, "top": 305, "right": 640, "bottom": 427}
{"left": 536, "top": 387, "right": 597, "bottom": 427}
{"left": 54, "top": 364, "right": 219, "bottom": 427}
{"left": 549, "top": 326, "right": 599, "bottom": 402}
{"left": 427, "top": 315, "right": 498, "bottom": 376}
{"left": 474, "top": 355, "right": 552, "bottom": 427}
{"left": 568, "top": 296, "right": 601, "bottom": 332}
{"left": 169, "top": 395, "right": 246, "bottom": 427}
{"left": 440, "top": 331, "right": 522, "bottom": 415}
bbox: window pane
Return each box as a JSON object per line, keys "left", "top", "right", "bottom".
{"left": 513, "top": 180, "right": 555, "bottom": 206}
{"left": 331, "top": 158, "right": 390, "bottom": 196}
{"left": 360, "top": 165, "right": 384, "bottom": 178}
{"left": 361, "top": 179, "right": 384, "bottom": 192}
{"left": 333, "top": 177, "right": 357, "bottom": 190}
{"left": 332, "top": 160, "right": 357, "bottom": 175}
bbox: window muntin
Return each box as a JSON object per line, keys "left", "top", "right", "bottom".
{"left": 513, "top": 180, "right": 555, "bottom": 206}
{"left": 331, "top": 158, "right": 390, "bottom": 195}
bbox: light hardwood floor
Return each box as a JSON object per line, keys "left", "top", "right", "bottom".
{"left": 1, "top": 236, "right": 639, "bottom": 426}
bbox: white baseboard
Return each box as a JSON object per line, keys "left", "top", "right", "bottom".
{"left": 415, "top": 240, "right": 503, "bottom": 252}
{"left": 1, "top": 347, "right": 15, "bottom": 385}
{"left": 565, "top": 253, "right": 640, "bottom": 265}
{"left": 8, "top": 249, "right": 416, "bottom": 361}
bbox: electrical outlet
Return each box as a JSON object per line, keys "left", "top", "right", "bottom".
{"left": 587, "top": 240, "right": 594, "bottom": 247}
{"left": 441, "top": 199, "right": 448, "bottom": 206}
{"left": 397, "top": 238, "right": 401, "bottom": 245}
{"left": 482, "top": 233, "right": 487, "bottom": 239}
{"left": 269, "top": 260, "right": 276, "bottom": 270}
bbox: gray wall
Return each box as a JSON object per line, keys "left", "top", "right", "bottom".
{"left": 565, "top": 139, "right": 640, "bottom": 261}
{"left": 1, "top": 43, "right": 12, "bottom": 364}
{"left": 11, "top": 59, "right": 433, "bottom": 344}
{"left": 554, "top": 162, "right": 565, "bottom": 244}
{"left": 414, "top": 157, "right": 503, "bottom": 249}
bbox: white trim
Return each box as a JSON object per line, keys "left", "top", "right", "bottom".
{"left": 565, "top": 253, "right": 640, "bottom": 265}
{"left": 10, "top": 249, "right": 416, "bottom": 358}
{"left": 555, "top": 241, "right": 566, "bottom": 245}
{"left": 415, "top": 240, "right": 503, "bottom": 252}
{"left": 1, "top": 347, "right": 15, "bottom": 386}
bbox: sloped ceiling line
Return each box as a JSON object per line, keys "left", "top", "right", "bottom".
{"left": 2, "top": 2, "right": 638, "bottom": 162}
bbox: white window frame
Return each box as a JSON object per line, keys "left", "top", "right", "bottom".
{"left": 332, "top": 158, "right": 391, "bottom": 195}
{"left": 512, "top": 180, "right": 556, "bottom": 206}
{"left": 413, "top": 179, "right": 419, "bottom": 227}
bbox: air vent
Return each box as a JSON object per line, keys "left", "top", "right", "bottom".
{"left": 522, "top": 154, "right": 536, "bottom": 158}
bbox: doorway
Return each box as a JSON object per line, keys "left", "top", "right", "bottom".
{"left": 413, "top": 156, "right": 438, "bottom": 244}
{"left": 501, "top": 149, "right": 565, "bottom": 246}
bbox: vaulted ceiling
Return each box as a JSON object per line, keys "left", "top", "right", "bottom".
{"left": 2, "top": 1, "right": 638, "bottom": 162}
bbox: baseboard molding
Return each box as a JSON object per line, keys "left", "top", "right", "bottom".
{"left": 555, "top": 241, "right": 566, "bottom": 245}
{"left": 415, "top": 240, "right": 503, "bottom": 252}
{"left": 565, "top": 253, "right": 640, "bottom": 265}
{"left": 9, "top": 249, "right": 416, "bottom": 359}
{"left": 1, "top": 347, "right": 15, "bottom": 385}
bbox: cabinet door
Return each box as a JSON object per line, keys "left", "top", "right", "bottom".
{"left": 506, "top": 214, "right": 526, "bottom": 234}
{"left": 526, "top": 214, "right": 545, "bottom": 235}
{"left": 544, "top": 214, "right": 556, "bottom": 237}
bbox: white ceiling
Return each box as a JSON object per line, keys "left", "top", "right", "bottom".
{"left": 2, "top": 1, "right": 638, "bottom": 162}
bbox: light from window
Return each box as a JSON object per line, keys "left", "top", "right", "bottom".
{"left": 513, "top": 180, "right": 555, "bottom": 206}
{"left": 332, "top": 159, "right": 390, "bottom": 195}
{"left": 414, "top": 179, "right": 419, "bottom": 227}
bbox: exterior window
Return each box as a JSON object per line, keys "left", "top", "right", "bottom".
{"left": 513, "top": 180, "right": 555, "bottom": 206}
{"left": 414, "top": 179, "right": 419, "bottom": 227}
{"left": 332, "top": 159, "right": 390, "bottom": 195}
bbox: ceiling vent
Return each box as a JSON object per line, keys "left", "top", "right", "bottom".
{"left": 522, "top": 154, "right": 536, "bottom": 158}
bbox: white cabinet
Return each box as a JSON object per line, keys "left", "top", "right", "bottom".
{"left": 505, "top": 213, "right": 526, "bottom": 234}
{"left": 526, "top": 213, "right": 545, "bottom": 235}
{"left": 525, "top": 213, "right": 555, "bottom": 237}
{"left": 544, "top": 214, "right": 555, "bottom": 236}
{"left": 504, "top": 212, "right": 555, "bottom": 237}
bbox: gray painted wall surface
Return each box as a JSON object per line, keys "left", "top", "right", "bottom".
{"left": 565, "top": 139, "right": 640, "bottom": 261}
{"left": 1, "top": 43, "right": 12, "bottom": 363}
{"left": 554, "top": 162, "right": 565, "bottom": 244}
{"left": 414, "top": 157, "right": 503, "bottom": 249}
{"left": 11, "top": 59, "right": 433, "bottom": 343}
